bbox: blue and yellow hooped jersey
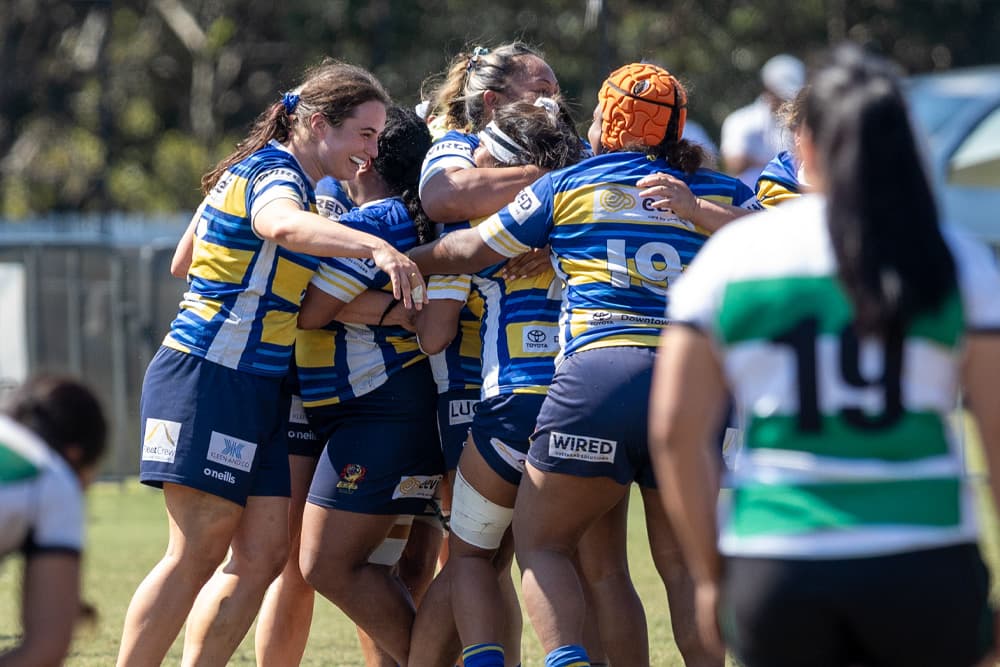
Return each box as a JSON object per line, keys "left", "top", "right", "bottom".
{"left": 426, "top": 220, "right": 484, "bottom": 395}
{"left": 477, "top": 151, "right": 760, "bottom": 360}
{"left": 164, "top": 141, "right": 320, "bottom": 377}
{"left": 472, "top": 264, "right": 561, "bottom": 398}
{"left": 296, "top": 197, "right": 426, "bottom": 408}
{"left": 418, "top": 130, "right": 478, "bottom": 196}
{"left": 756, "top": 150, "right": 802, "bottom": 207}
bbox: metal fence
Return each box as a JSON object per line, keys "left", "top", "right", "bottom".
{"left": 0, "top": 215, "right": 190, "bottom": 479}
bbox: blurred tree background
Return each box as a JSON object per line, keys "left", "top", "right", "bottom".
{"left": 2, "top": 0, "right": 998, "bottom": 219}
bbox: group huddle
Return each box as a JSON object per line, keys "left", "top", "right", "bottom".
{"left": 115, "top": 39, "right": 1000, "bottom": 667}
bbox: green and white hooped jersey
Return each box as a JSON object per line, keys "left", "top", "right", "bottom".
{"left": 668, "top": 195, "right": 1000, "bottom": 559}
{"left": 0, "top": 415, "right": 83, "bottom": 558}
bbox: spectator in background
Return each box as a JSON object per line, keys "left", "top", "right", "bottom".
{"left": 720, "top": 53, "right": 805, "bottom": 188}
{"left": 0, "top": 374, "right": 107, "bottom": 666}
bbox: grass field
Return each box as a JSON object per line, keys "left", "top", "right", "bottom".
{"left": 2, "top": 426, "right": 999, "bottom": 665}
{"left": 0, "top": 482, "right": 710, "bottom": 665}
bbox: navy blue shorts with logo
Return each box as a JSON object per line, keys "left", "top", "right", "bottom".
{"left": 307, "top": 361, "right": 445, "bottom": 515}
{"left": 437, "top": 388, "right": 480, "bottom": 471}
{"left": 283, "top": 366, "right": 324, "bottom": 458}
{"left": 530, "top": 346, "right": 658, "bottom": 487}
{"left": 469, "top": 393, "right": 547, "bottom": 485}
{"left": 139, "top": 346, "right": 291, "bottom": 506}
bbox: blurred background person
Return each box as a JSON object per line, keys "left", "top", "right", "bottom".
{"left": 720, "top": 53, "right": 805, "bottom": 188}
{"left": 0, "top": 374, "right": 108, "bottom": 666}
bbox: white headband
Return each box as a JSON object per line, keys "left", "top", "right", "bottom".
{"left": 478, "top": 121, "right": 527, "bottom": 165}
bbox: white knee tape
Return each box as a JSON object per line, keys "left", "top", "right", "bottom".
{"left": 449, "top": 469, "right": 513, "bottom": 550}
{"left": 367, "top": 515, "right": 414, "bottom": 566}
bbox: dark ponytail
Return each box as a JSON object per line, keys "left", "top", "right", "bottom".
{"left": 805, "top": 44, "right": 956, "bottom": 336}
{"left": 373, "top": 106, "right": 434, "bottom": 244}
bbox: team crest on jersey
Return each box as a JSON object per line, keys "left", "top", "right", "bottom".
{"left": 392, "top": 474, "right": 442, "bottom": 500}
{"left": 509, "top": 187, "right": 542, "bottom": 224}
{"left": 207, "top": 431, "right": 256, "bottom": 472}
{"left": 337, "top": 464, "right": 367, "bottom": 491}
{"left": 142, "top": 418, "right": 181, "bottom": 463}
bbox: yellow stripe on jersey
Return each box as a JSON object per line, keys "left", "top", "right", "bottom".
{"left": 294, "top": 329, "right": 335, "bottom": 368}
{"left": 385, "top": 334, "right": 422, "bottom": 355}
{"left": 222, "top": 175, "right": 249, "bottom": 217}
{"left": 182, "top": 295, "right": 223, "bottom": 322}
{"left": 189, "top": 239, "right": 256, "bottom": 285}
{"left": 313, "top": 269, "right": 367, "bottom": 302}
{"left": 511, "top": 385, "right": 549, "bottom": 395}
{"left": 271, "top": 256, "right": 316, "bottom": 305}
{"left": 259, "top": 310, "right": 298, "bottom": 347}
{"left": 579, "top": 333, "right": 660, "bottom": 351}
{"left": 479, "top": 215, "right": 530, "bottom": 256}
{"left": 162, "top": 336, "right": 191, "bottom": 353}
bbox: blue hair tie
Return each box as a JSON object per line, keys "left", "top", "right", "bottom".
{"left": 282, "top": 92, "right": 300, "bottom": 114}
{"left": 466, "top": 46, "right": 491, "bottom": 71}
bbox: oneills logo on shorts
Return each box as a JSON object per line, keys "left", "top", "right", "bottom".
{"left": 337, "top": 464, "right": 367, "bottom": 492}
{"left": 207, "top": 431, "right": 256, "bottom": 472}
{"left": 142, "top": 418, "right": 181, "bottom": 463}
{"left": 548, "top": 431, "right": 617, "bottom": 463}
{"left": 203, "top": 467, "right": 236, "bottom": 484}
{"left": 392, "top": 475, "right": 442, "bottom": 500}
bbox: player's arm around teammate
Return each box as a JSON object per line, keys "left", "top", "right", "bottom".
{"left": 116, "top": 63, "right": 425, "bottom": 667}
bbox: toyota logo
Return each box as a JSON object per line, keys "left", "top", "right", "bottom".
{"left": 527, "top": 329, "right": 547, "bottom": 343}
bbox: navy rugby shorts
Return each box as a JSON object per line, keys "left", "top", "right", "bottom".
{"left": 307, "top": 361, "right": 445, "bottom": 515}
{"left": 139, "top": 346, "right": 291, "bottom": 506}
{"left": 468, "top": 392, "right": 546, "bottom": 485}
{"left": 437, "top": 387, "right": 480, "bottom": 471}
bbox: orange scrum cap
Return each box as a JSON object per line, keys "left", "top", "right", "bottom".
{"left": 598, "top": 63, "right": 687, "bottom": 151}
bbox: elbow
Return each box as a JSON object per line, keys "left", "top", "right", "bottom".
{"left": 421, "top": 196, "right": 465, "bottom": 224}
{"left": 417, "top": 332, "right": 451, "bottom": 356}
{"left": 169, "top": 261, "right": 188, "bottom": 279}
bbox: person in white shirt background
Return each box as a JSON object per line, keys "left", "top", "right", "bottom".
{"left": 720, "top": 53, "right": 805, "bottom": 188}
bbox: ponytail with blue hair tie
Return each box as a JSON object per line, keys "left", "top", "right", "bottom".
{"left": 282, "top": 91, "right": 300, "bottom": 114}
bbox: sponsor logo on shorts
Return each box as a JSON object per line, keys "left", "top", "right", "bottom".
{"left": 509, "top": 187, "right": 542, "bottom": 224}
{"left": 288, "top": 395, "right": 309, "bottom": 425}
{"left": 337, "top": 464, "right": 367, "bottom": 492}
{"left": 203, "top": 467, "right": 236, "bottom": 484}
{"left": 142, "top": 418, "right": 181, "bottom": 463}
{"left": 522, "top": 325, "right": 560, "bottom": 353}
{"left": 548, "top": 431, "right": 617, "bottom": 463}
{"left": 392, "top": 475, "right": 442, "bottom": 500}
{"left": 207, "top": 431, "right": 256, "bottom": 473}
{"left": 287, "top": 428, "right": 318, "bottom": 441}
{"left": 490, "top": 437, "right": 527, "bottom": 473}
{"left": 448, "top": 399, "right": 476, "bottom": 426}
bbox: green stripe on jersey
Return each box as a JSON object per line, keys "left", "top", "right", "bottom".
{"left": 718, "top": 276, "right": 963, "bottom": 347}
{"left": 0, "top": 443, "right": 40, "bottom": 483}
{"left": 730, "top": 477, "right": 961, "bottom": 537}
{"left": 747, "top": 412, "right": 949, "bottom": 461}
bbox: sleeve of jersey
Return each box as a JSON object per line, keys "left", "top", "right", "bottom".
{"left": 248, "top": 165, "right": 310, "bottom": 223}
{"left": 951, "top": 231, "right": 1000, "bottom": 331}
{"left": 477, "top": 179, "right": 554, "bottom": 258}
{"left": 732, "top": 179, "right": 764, "bottom": 211}
{"left": 428, "top": 274, "right": 471, "bottom": 302}
{"left": 315, "top": 177, "right": 354, "bottom": 221}
{"left": 666, "top": 235, "right": 730, "bottom": 337}
{"left": 28, "top": 465, "right": 84, "bottom": 555}
{"left": 309, "top": 213, "right": 384, "bottom": 301}
{"left": 418, "top": 135, "right": 477, "bottom": 195}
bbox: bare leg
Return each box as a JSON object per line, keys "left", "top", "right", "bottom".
{"left": 577, "top": 493, "right": 649, "bottom": 666}
{"left": 360, "top": 518, "right": 444, "bottom": 666}
{"left": 116, "top": 484, "right": 242, "bottom": 667}
{"left": 512, "top": 465, "right": 630, "bottom": 661}
{"left": 409, "top": 470, "right": 462, "bottom": 667}
{"left": 182, "top": 495, "right": 290, "bottom": 666}
{"left": 300, "top": 504, "right": 414, "bottom": 666}
{"left": 255, "top": 455, "right": 318, "bottom": 667}
{"left": 492, "top": 532, "right": 523, "bottom": 667}
{"left": 642, "top": 487, "right": 723, "bottom": 667}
